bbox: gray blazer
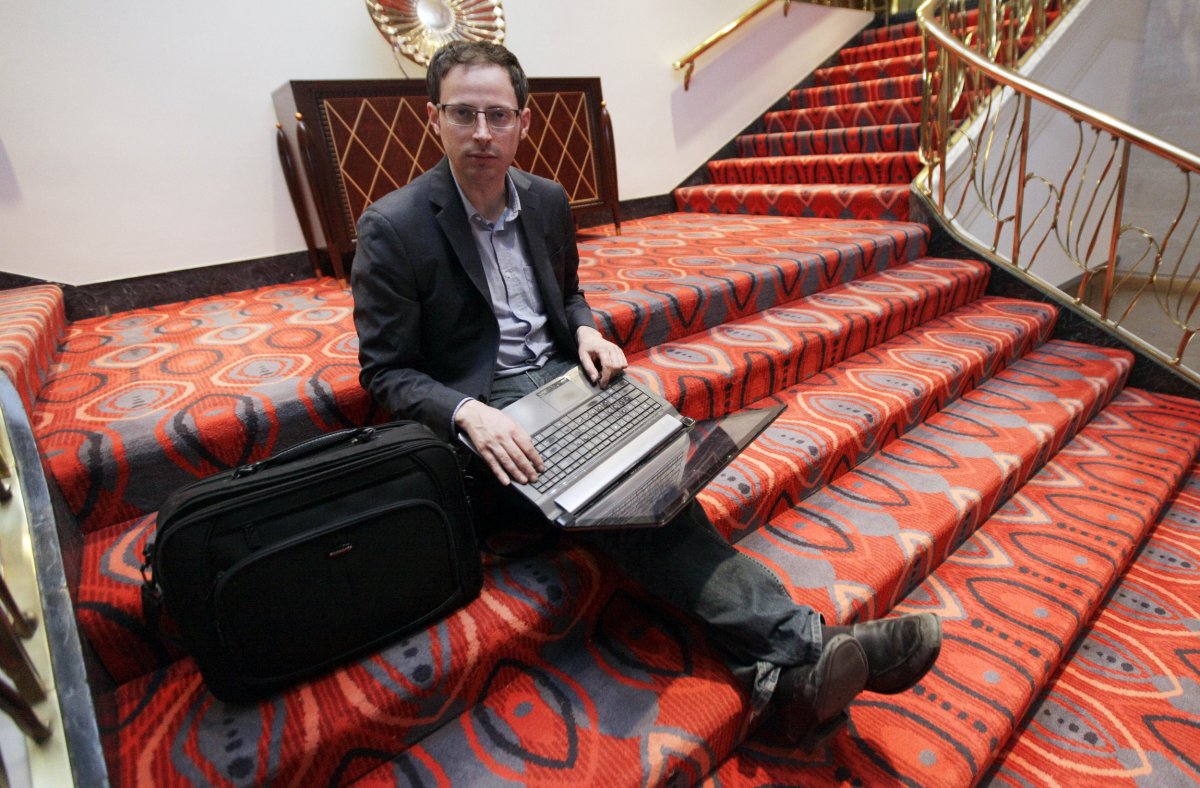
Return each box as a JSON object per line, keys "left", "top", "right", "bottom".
{"left": 352, "top": 157, "right": 596, "bottom": 439}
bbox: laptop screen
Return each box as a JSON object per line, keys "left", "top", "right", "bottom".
{"left": 571, "top": 404, "right": 784, "bottom": 528}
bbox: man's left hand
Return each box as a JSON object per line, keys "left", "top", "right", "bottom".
{"left": 576, "top": 326, "right": 627, "bottom": 388}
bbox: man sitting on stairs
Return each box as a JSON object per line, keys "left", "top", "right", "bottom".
{"left": 351, "top": 40, "right": 942, "bottom": 744}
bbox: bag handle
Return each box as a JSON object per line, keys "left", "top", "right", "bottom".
{"left": 233, "top": 426, "right": 377, "bottom": 478}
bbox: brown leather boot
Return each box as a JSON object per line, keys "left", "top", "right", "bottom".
{"left": 825, "top": 612, "right": 942, "bottom": 694}
{"left": 771, "top": 634, "right": 868, "bottom": 745}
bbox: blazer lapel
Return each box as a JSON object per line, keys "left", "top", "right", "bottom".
{"left": 512, "top": 169, "right": 572, "bottom": 343}
{"left": 511, "top": 171, "right": 554, "bottom": 289}
{"left": 430, "top": 159, "right": 490, "bottom": 303}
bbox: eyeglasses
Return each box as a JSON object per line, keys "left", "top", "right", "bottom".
{"left": 437, "top": 104, "right": 521, "bottom": 130}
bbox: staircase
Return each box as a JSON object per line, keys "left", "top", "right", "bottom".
{"left": 673, "top": 17, "right": 942, "bottom": 222}
{"left": 10, "top": 12, "right": 1198, "bottom": 787}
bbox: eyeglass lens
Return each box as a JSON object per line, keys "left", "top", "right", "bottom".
{"left": 441, "top": 104, "right": 518, "bottom": 129}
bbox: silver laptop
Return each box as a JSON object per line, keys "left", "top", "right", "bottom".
{"left": 462, "top": 366, "right": 783, "bottom": 529}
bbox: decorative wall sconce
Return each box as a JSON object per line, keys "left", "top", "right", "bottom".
{"left": 365, "top": 0, "right": 507, "bottom": 68}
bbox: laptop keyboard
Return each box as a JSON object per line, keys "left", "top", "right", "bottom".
{"left": 530, "top": 377, "right": 662, "bottom": 493}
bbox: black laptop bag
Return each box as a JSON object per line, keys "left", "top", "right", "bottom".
{"left": 141, "top": 421, "right": 481, "bottom": 702}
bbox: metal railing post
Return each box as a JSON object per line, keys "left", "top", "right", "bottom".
{"left": 1100, "top": 140, "right": 1132, "bottom": 321}
{"left": 1012, "top": 94, "right": 1031, "bottom": 269}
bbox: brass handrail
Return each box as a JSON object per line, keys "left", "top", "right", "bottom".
{"left": 673, "top": 0, "right": 794, "bottom": 91}
{"left": 916, "top": 0, "right": 1200, "bottom": 382}
{"left": 919, "top": 4, "right": 1200, "bottom": 173}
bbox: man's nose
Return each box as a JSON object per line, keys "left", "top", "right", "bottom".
{"left": 472, "top": 114, "right": 493, "bottom": 142}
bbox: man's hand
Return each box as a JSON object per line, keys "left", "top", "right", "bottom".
{"left": 455, "top": 399, "right": 543, "bottom": 486}
{"left": 576, "top": 326, "right": 627, "bottom": 388}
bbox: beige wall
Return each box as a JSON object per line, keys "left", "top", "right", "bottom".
{"left": 0, "top": 2, "right": 869, "bottom": 285}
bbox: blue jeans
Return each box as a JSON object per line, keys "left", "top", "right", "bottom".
{"left": 489, "top": 358, "right": 823, "bottom": 716}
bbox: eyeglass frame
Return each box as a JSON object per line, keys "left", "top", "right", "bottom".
{"left": 436, "top": 103, "right": 523, "bottom": 130}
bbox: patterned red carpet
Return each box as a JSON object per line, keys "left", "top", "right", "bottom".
{"left": 986, "top": 460, "right": 1200, "bottom": 786}
{"left": 19, "top": 9, "right": 1197, "bottom": 787}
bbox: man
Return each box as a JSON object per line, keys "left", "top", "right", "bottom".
{"left": 352, "top": 41, "right": 941, "bottom": 744}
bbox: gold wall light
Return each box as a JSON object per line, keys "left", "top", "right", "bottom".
{"left": 365, "top": 0, "right": 507, "bottom": 68}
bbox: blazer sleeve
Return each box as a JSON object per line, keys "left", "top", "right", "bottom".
{"left": 352, "top": 207, "right": 471, "bottom": 439}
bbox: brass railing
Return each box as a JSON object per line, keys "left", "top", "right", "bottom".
{"left": 673, "top": 0, "right": 896, "bottom": 91}
{"left": 917, "top": 0, "right": 1200, "bottom": 381}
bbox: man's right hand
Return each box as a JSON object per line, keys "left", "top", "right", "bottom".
{"left": 455, "top": 399, "right": 544, "bottom": 486}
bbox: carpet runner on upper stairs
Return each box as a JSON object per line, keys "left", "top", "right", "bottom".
{"left": 675, "top": 11, "right": 1039, "bottom": 222}
{"left": 984, "top": 458, "right": 1200, "bottom": 786}
{"left": 708, "top": 388, "right": 1200, "bottom": 786}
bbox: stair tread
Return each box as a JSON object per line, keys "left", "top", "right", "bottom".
{"left": 675, "top": 182, "right": 913, "bottom": 222}
{"left": 790, "top": 74, "right": 925, "bottom": 109}
{"left": 737, "top": 123, "right": 920, "bottom": 158}
{"left": 707, "top": 151, "right": 922, "bottom": 186}
{"left": 765, "top": 97, "right": 924, "bottom": 132}
{"left": 102, "top": 541, "right": 617, "bottom": 785}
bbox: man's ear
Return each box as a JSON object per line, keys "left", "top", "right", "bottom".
{"left": 518, "top": 105, "right": 531, "bottom": 140}
{"left": 426, "top": 101, "right": 441, "bottom": 134}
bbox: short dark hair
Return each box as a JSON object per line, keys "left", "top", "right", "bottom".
{"left": 427, "top": 41, "right": 529, "bottom": 109}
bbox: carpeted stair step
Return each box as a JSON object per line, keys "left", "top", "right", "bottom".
{"left": 855, "top": 19, "right": 926, "bottom": 47}
{"left": 100, "top": 540, "right": 618, "bottom": 785}
{"left": 700, "top": 296, "right": 1057, "bottom": 541}
{"left": 0, "top": 284, "right": 67, "bottom": 417}
{"left": 789, "top": 74, "right": 924, "bottom": 110}
{"left": 578, "top": 213, "right": 928, "bottom": 356}
{"left": 736, "top": 123, "right": 920, "bottom": 158}
{"left": 709, "top": 388, "right": 1200, "bottom": 785}
{"left": 33, "top": 277, "right": 377, "bottom": 534}
{"left": 986, "top": 457, "right": 1200, "bottom": 786}
{"left": 764, "top": 97, "right": 926, "bottom": 133}
{"left": 707, "top": 151, "right": 922, "bottom": 187}
{"left": 348, "top": 342, "right": 1137, "bottom": 787}
{"left": 674, "top": 182, "right": 913, "bottom": 222}
{"left": 812, "top": 52, "right": 933, "bottom": 88}
{"left": 626, "top": 257, "right": 988, "bottom": 421}
{"left": 838, "top": 32, "right": 931, "bottom": 65}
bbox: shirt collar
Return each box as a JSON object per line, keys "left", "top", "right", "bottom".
{"left": 454, "top": 172, "right": 522, "bottom": 230}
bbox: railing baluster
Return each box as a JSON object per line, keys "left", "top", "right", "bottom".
{"left": 914, "top": 0, "right": 1200, "bottom": 385}
{"left": 1101, "top": 140, "right": 1132, "bottom": 321}
{"left": 1012, "top": 94, "right": 1031, "bottom": 268}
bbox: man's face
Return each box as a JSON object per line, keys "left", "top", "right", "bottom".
{"left": 427, "top": 64, "right": 530, "bottom": 191}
